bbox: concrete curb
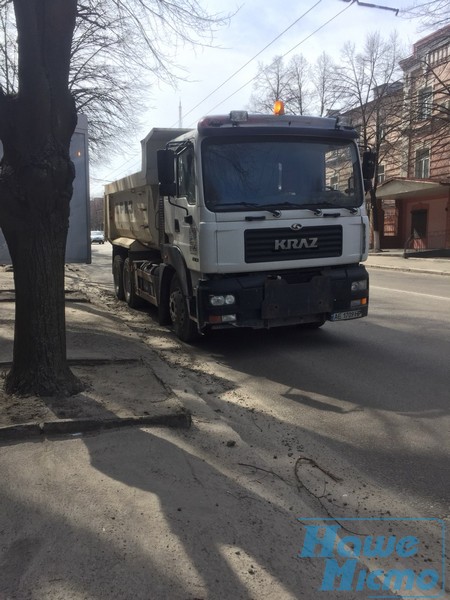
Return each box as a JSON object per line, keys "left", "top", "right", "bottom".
{"left": 0, "top": 409, "right": 192, "bottom": 443}
{"left": 367, "top": 264, "right": 450, "bottom": 277}
{"left": 0, "top": 358, "right": 144, "bottom": 369}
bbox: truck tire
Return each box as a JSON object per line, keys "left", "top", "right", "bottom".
{"left": 169, "top": 274, "right": 198, "bottom": 342}
{"left": 123, "top": 257, "right": 144, "bottom": 308}
{"left": 113, "top": 255, "right": 125, "bottom": 300}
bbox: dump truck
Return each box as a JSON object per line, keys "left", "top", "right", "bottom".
{"left": 105, "top": 106, "right": 375, "bottom": 341}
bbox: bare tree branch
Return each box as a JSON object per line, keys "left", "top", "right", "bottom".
{"left": 0, "top": 0, "right": 231, "bottom": 162}
{"left": 401, "top": 0, "right": 450, "bottom": 30}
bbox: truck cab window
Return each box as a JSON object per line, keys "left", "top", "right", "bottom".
{"left": 177, "top": 147, "right": 196, "bottom": 205}
{"left": 202, "top": 137, "right": 362, "bottom": 211}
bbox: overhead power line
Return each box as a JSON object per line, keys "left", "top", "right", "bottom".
{"left": 189, "top": 0, "right": 355, "bottom": 124}
{"left": 189, "top": 0, "right": 402, "bottom": 123}
{"left": 179, "top": 0, "right": 323, "bottom": 124}
{"left": 105, "top": 1, "right": 324, "bottom": 182}
{"left": 100, "top": 155, "right": 141, "bottom": 181}
{"left": 101, "top": 0, "right": 400, "bottom": 182}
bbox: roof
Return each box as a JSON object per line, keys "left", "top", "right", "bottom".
{"left": 400, "top": 24, "right": 450, "bottom": 71}
{"left": 376, "top": 177, "right": 450, "bottom": 199}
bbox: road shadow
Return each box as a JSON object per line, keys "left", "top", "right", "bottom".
{"left": 143, "top": 317, "right": 449, "bottom": 513}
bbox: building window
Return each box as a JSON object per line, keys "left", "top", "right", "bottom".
{"left": 429, "top": 44, "right": 449, "bottom": 66}
{"left": 438, "top": 99, "right": 450, "bottom": 120}
{"left": 329, "top": 175, "right": 339, "bottom": 190}
{"left": 383, "top": 207, "right": 398, "bottom": 237}
{"left": 415, "top": 148, "right": 430, "bottom": 179}
{"left": 417, "top": 87, "right": 433, "bottom": 120}
{"left": 377, "top": 165, "right": 385, "bottom": 184}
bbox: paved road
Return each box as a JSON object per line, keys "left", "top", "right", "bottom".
{"left": 133, "top": 265, "right": 449, "bottom": 522}
{"left": 82, "top": 241, "right": 114, "bottom": 290}
{"left": 1, "top": 247, "right": 446, "bottom": 599}
{"left": 92, "top": 244, "right": 449, "bottom": 518}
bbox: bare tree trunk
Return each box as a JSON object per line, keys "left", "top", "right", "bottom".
{"left": 373, "top": 230, "right": 381, "bottom": 253}
{"left": 0, "top": 0, "right": 82, "bottom": 396}
{"left": 0, "top": 136, "right": 83, "bottom": 396}
{"left": 369, "top": 189, "right": 382, "bottom": 252}
{"left": 2, "top": 167, "right": 82, "bottom": 396}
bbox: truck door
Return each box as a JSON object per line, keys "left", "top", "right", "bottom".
{"left": 167, "top": 145, "right": 199, "bottom": 268}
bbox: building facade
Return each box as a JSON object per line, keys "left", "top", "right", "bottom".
{"left": 376, "top": 25, "right": 450, "bottom": 252}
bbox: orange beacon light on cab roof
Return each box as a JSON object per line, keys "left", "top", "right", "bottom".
{"left": 273, "top": 100, "right": 285, "bottom": 115}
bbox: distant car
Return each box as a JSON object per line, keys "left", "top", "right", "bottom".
{"left": 90, "top": 230, "right": 105, "bottom": 244}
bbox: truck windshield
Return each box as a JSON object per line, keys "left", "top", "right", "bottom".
{"left": 202, "top": 136, "right": 363, "bottom": 211}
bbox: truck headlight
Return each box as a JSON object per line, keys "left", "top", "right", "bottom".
{"left": 351, "top": 280, "right": 367, "bottom": 292}
{"left": 209, "top": 294, "right": 236, "bottom": 306}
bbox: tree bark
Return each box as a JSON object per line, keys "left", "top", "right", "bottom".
{"left": 0, "top": 0, "right": 82, "bottom": 396}
{"left": 3, "top": 209, "right": 82, "bottom": 396}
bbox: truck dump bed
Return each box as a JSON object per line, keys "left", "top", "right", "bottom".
{"left": 105, "top": 128, "right": 189, "bottom": 249}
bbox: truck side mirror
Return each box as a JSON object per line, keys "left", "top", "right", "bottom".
{"left": 157, "top": 149, "right": 176, "bottom": 196}
{"left": 362, "top": 149, "right": 376, "bottom": 193}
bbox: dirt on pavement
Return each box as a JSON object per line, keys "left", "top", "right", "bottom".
{"left": 0, "top": 264, "right": 187, "bottom": 433}
{"left": 1, "top": 259, "right": 448, "bottom": 599}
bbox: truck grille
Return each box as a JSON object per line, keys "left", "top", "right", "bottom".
{"left": 244, "top": 225, "right": 342, "bottom": 263}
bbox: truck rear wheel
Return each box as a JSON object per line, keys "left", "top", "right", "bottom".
{"left": 123, "top": 257, "right": 144, "bottom": 308}
{"left": 169, "top": 275, "right": 198, "bottom": 342}
{"left": 113, "top": 255, "right": 125, "bottom": 300}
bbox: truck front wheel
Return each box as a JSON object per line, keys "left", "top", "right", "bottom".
{"left": 169, "top": 275, "right": 198, "bottom": 342}
{"left": 113, "top": 255, "right": 125, "bottom": 300}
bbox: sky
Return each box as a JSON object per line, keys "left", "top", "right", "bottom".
{"left": 90, "top": 0, "right": 427, "bottom": 197}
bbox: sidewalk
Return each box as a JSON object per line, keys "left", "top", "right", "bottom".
{"left": 0, "top": 266, "right": 190, "bottom": 439}
{"left": 0, "top": 266, "right": 331, "bottom": 600}
{"left": 366, "top": 249, "right": 450, "bottom": 276}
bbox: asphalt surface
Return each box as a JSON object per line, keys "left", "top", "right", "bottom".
{"left": 1, "top": 248, "right": 449, "bottom": 440}
{"left": 0, "top": 248, "right": 448, "bottom": 599}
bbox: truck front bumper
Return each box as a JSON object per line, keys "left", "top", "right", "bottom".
{"left": 196, "top": 265, "right": 368, "bottom": 331}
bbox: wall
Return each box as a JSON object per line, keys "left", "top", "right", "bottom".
{"left": 0, "top": 114, "right": 91, "bottom": 264}
{"left": 403, "top": 194, "right": 449, "bottom": 249}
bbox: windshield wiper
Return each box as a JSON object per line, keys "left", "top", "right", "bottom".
{"left": 215, "top": 202, "right": 282, "bottom": 217}
{"left": 321, "top": 203, "right": 360, "bottom": 214}
{"left": 216, "top": 202, "right": 263, "bottom": 210}
{"left": 301, "top": 202, "right": 359, "bottom": 213}
{"left": 266, "top": 202, "right": 323, "bottom": 215}
{"left": 215, "top": 200, "right": 358, "bottom": 217}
